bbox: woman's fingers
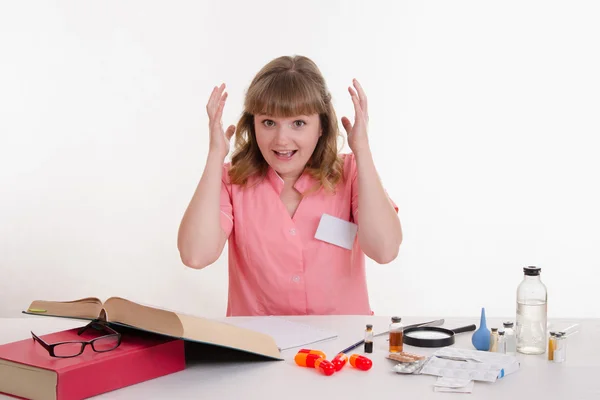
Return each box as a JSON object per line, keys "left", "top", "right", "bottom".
{"left": 341, "top": 116, "right": 353, "bottom": 135}
{"left": 207, "top": 83, "right": 226, "bottom": 120}
{"left": 213, "top": 91, "right": 228, "bottom": 126}
{"left": 206, "top": 86, "right": 218, "bottom": 115}
{"left": 353, "top": 79, "right": 368, "bottom": 113}
{"left": 348, "top": 86, "right": 363, "bottom": 121}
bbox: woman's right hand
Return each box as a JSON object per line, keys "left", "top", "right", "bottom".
{"left": 206, "top": 83, "right": 236, "bottom": 160}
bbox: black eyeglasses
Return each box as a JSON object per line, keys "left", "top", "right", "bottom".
{"left": 31, "top": 319, "right": 122, "bottom": 358}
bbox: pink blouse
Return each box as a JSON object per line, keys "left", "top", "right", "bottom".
{"left": 219, "top": 153, "right": 398, "bottom": 316}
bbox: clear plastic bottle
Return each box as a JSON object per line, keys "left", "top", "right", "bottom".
{"left": 497, "top": 330, "right": 506, "bottom": 353}
{"left": 503, "top": 321, "right": 517, "bottom": 355}
{"left": 389, "top": 317, "right": 403, "bottom": 353}
{"left": 553, "top": 332, "right": 566, "bottom": 363}
{"left": 516, "top": 266, "right": 548, "bottom": 354}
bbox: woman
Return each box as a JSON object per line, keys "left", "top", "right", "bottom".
{"left": 178, "top": 55, "right": 402, "bottom": 316}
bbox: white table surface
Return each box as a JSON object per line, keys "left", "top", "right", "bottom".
{"left": 1, "top": 315, "right": 599, "bottom": 399}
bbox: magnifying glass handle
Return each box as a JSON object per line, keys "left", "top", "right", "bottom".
{"left": 374, "top": 319, "right": 444, "bottom": 338}
{"left": 452, "top": 324, "right": 477, "bottom": 334}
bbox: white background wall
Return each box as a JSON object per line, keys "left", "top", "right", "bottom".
{"left": 1, "top": 1, "right": 599, "bottom": 320}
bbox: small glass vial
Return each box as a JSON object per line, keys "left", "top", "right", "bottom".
{"left": 548, "top": 331, "right": 557, "bottom": 361}
{"left": 389, "top": 316, "right": 403, "bottom": 353}
{"left": 553, "top": 333, "right": 566, "bottom": 363}
{"left": 497, "top": 330, "right": 506, "bottom": 354}
{"left": 489, "top": 328, "right": 499, "bottom": 352}
{"left": 364, "top": 324, "right": 373, "bottom": 353}
{"left": 503, "top": 321, "right": 517, "bottom": 355}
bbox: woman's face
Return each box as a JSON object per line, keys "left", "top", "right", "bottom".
{"left": 254, "top": 113, "right": 321, "bottom": 180}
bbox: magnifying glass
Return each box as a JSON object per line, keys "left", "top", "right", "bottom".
{"left": 403, "top": 324, "right": 476, "bottom": 348}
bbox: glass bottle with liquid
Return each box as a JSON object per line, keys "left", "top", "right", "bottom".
{"left": 389, "top": 316, "right": 403, "bottom": 353}
{"left": 489, "top": 328, "right": 499, "bottom": 352}
{"left": 548, "top": 331, "right": 557, "bottom": 361}
{"left": 516, "top": 266, "right": 548, "bottom": 355}
{"left": 364, "top": 324, "right": 373, "bottom": 353}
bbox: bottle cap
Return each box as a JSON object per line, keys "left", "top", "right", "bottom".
{"left": 366, "top": 324, "right": 373, "bottom": 329}
{"left": 391, "top": 316, "right": 402, "bottom": 323}
{"left": 523, "top": 266, "right": 541, "bottom": 276}
{"left": 499, "top": 330, "right": 505, "bottom": 335}
{"left": 549, "top": 331, "right": 557, "bottom": 337}
{"left": 491, "top": 327, "right": 498, "bottom": 332}
{"left": 503, "top": 321, "right": 514, "bottom": 328}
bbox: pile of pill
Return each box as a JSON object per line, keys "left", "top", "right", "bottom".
{"left": 392, "top": 360, "right": 426, "bottom": 374}
{"left": 387, "top": 351, "right": 426, "bottom": 363}
{"left": 387, "top": 351, "right": 428, "bottom": 375}
{"left": 295, "top": 349, "right": 335, "bottom": 376}
{"left": 294, "top": 349, "right": 372, "bottom": 376}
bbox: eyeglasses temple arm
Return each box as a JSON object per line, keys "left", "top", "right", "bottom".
{"left": 78, "top": 320, "right": 120, "bottom": 337}
{"left": 31, "top": 332, "right": 52, "bottom": 351}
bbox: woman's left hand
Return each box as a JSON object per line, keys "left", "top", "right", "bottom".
{"left": 342, "top": 78, "right": 370, "bottom": 155}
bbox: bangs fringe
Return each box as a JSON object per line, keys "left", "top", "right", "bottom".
{"left": 245, "top": 72, "right": 326, "bottom": 117}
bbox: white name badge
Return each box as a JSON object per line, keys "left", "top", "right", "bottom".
{"left": 314, "top": 213, "right": 358, "bottom": 250}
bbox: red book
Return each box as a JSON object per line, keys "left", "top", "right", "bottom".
{"left": 0, "top": 325, "right": 185, "bottom": 400}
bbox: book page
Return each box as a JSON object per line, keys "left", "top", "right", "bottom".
{"left": 103, "top": 297, "right": 184, "bottom": 337}
{"left": 177, "top": 314, "right": 281, "bottom": 359}
{"left": 103, "top": 297, "right": 281, "bottom": 360}
{"left": 0, "top": 359, "right": 56, "bottom": 400}
{"left": 25, "top": 298, "right": 103, "bottom": 320}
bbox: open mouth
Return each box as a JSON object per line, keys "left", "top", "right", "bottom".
{"left": 273, "top": 150, "right": 297, "bottom": 160}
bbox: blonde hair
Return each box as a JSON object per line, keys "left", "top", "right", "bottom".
{"left": 229, "top": 55, "right": 344, "bottom": 193}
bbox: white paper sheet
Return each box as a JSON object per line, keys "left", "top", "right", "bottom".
{"left": 228, "top": 316, "right": 338, "bottom": 351}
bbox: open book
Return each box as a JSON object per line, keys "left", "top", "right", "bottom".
{"left": 22, "top": 297, "right": 282, "bottom": 360}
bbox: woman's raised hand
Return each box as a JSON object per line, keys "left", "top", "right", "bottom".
{"left": 206, "top": 83, "right": 236, "bottom": 160}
